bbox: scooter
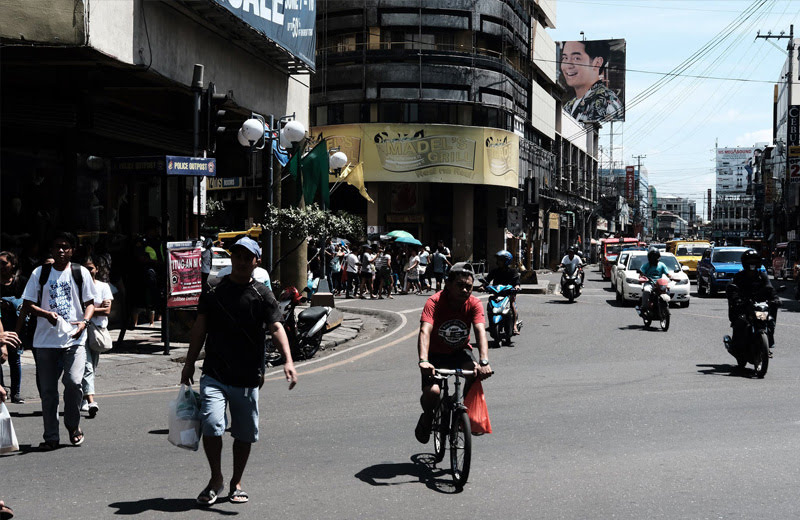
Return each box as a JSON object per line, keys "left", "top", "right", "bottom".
{"left": 636, "top": 276, "right": 671, "bottom": 331}
{"left": 480, "top": 278, "right": 520, "bottom": 347}
{"left": 560, "top": 263, "right": 583, "bottom": 303}
{"left": 266, "top": 286, "right": 332, "bottom": 365}
{"left": 723, "top": 299, "right": 774, "bottom": 378}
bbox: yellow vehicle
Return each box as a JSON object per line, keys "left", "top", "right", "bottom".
{"left": 665, "top": 240, "right": 711, "bottom": 278}
{"left": 217, "top": 226, "right": 263, "bottom": 251}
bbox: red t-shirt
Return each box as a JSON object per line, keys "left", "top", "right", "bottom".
{"left": 421, "top": 290, "right": 485, "bottom": 355}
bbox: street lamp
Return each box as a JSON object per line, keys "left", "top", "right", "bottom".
{"left": 316, "top": 148, "right": 347, "bottom": 296}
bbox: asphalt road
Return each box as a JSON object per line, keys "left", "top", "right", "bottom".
{"left": 3, "top": 268, "right": 800, "bottom": 519}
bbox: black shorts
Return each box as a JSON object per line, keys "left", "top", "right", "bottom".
{"left": 433, "top": 272, "right": 444, "bottom": 283}
{"left": 421, "top": 350, "right": 475, "bottom": 389}
{"left": 359, "top": 272, "right": 373, "bottom": 282}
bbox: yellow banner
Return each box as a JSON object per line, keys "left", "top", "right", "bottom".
{"left": 312, "top": 124, "right": 519, "bottom": 188}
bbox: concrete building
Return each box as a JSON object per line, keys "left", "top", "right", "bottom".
{"left": 1, "top": 0, "right": 312, "bottom": 251}
{"left": 310, "top": 0, "right": 597, "bottom": 268}
{"left": 598, "top": 166, "right": 649, "bottom": 237}
{"left": 654, "top": 195, "right": 696, "bottom": 240}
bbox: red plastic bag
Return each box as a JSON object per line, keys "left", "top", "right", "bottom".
{"left": 464, "top": 379, "right": 492, "bottom": 434}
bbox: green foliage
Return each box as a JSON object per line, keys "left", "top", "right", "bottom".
{"left": 263, "top": 203, "right": 365, "bottom": 242}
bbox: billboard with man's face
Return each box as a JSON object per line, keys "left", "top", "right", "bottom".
{"left": 557, "top": 39, "right": 626, "bottom": 123}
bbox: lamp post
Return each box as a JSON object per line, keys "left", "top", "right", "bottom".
{"left": 238, "top": 114, "right": 306, "bottom": 272}
{"left": 316, "top": 149, "right": 347, "bottom": 296}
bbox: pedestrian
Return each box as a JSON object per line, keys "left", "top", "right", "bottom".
{"left": 80, "top": 256, "right": 113, "bottom": 418}
{"left": 437, "top": 240, "right": 452, "bottom": 262}
{"left": 359, "top": 245, "right": 375, "bottom": 299}
{"left": 181, "top": 237, "right": 297, "bottom": 506}
{"left": 374, "top": 245, "right": 394, "bottom": 299}
{"left": 403, "top": 247, "right": 421, "bottom": 294}
{"left": 431, "top": 246, "right": 452, "bottom": 291}
{"left": 418, "top": 246, "right": 430, "bottom": 292}
{"left": 200, "top": 236, "right": 213, "bottom": 294}
{"left": 0, "top": 251, "right": 27, "bottom": 403}
{"left": 344, "top": 247, "right": 360, "bottom": 298}
{"left": 20, "top": 232, "right": 96, "bottom": 450}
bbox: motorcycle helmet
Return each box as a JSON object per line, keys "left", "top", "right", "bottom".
{"left": 280, "top": 286, "right": 302, "bottom": 305}
{"left": 647, "top": 247, "right": 661, "bottom": 265}
{"left": 567, "top": 247, "right": 576, "bottom": 255}
{"left": 496, "top": 250, "right": 513, "bottom": 266}
{"left": 741, "top": 249, "right": 761, "bottom": 272}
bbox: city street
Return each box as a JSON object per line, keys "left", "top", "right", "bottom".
{"left": 3, "top": 268, "right": 800, "bottom": 519}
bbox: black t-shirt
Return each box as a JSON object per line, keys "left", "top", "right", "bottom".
{"left": 727, "top": 271, "right": 777, "bottom": 306}
{"left": 198, "top": 276, "right": 282, "bottom": 387}
{"left": 485, "top": 267, "right": 520, "bottom": 287}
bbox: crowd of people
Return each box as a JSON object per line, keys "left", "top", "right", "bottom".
{"left": 308, "top": 238, "right": 458, "bottom": 299}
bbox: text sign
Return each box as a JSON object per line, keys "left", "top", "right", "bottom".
{"left": 212, "top": 0, "right": 316, "bottom": 70}
{"left": 111, "top": 156, "right": 217, "bottom": 177}
{"left": 167, "top": 241, "right": 203, "bottom": 308}
{"left": 166, "top": 156, "right": 217, "bottom": 177}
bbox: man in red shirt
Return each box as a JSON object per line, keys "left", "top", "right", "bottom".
{"left": 415, "top": 263, "right": 492, "bottom": 443}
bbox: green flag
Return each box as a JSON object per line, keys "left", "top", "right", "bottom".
{"left": 283, "top": 148, "right": 303, "bottom": 205}
{"left": 301, "top": 141, "right": 331, "bottom": 207}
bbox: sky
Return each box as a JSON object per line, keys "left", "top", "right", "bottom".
{"left": 551, "top": 0, "right": 800, "bottom": 218}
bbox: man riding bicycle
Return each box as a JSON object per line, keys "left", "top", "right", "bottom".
{"left": 415, "top": 262, "right": 493, "bottom": 444}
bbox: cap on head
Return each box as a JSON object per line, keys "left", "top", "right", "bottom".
{"left": 231, "top": 237, "right": 261, "bottom": 260}
{"left": 447, "top": 262, "right": 475, "bottom": 281}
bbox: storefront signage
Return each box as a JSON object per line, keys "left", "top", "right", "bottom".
{"left": 625, "top": 165, "right": 635, "bottom": 201}
{"left": 212, "top": 0, "right": 316, "bottom": 70}
{"left": 111, "top": 156, "right": 217, "bottom": 177}
{"left": 311, "top": 124, "right": 519, "bottom": 188}
{"left": 207, "top": 177, "right": 243, "bottom": 190}
{"left": 167, "top": 241, "right": 203, "bottom": 308}
{"left": 789, "top": 105, "right": 800, "bottom": 184}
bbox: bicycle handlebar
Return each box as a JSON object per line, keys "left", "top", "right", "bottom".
{"left": 434, "top": 368, "right": 495, "bottom": 377}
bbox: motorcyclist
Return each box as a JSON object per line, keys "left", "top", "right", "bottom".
{"left": 637, "top": 247, "right": 676, "bottom": 315}
{"left": 726, "top": 250, "right": 780, "bottom": 357}
{"left": 482, "top": 250, "right": 521, "bottom": 334}
{"left": 559, "top": 247, "right": 585, "bottom": 286}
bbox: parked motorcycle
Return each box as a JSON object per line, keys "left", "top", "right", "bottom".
{"left": 266, "top": 286, "right": 332, "bottom": 365}
{"left": 723, "top": 299, "right": 775, "bottom": 378}
{"left": 636, "top": 276, "right": 671, "bottom": 331}
{"left": 560, "top": 263, "right": 583, "bottom": 302}
{"left": 480, "top": 279, "right": 520, "bottom": 347}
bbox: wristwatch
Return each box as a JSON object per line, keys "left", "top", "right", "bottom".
{"left": 83, "top": 319, "right": 91, "bottom": 326}
{"left": 479, "top": 358, "right": 490, "bottom": 366}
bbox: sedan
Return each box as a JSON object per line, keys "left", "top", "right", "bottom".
{"left": 208, "top": 247, "right": 232, "bottom": 281}
{"left": 615, "top": 251, "right": 691, "bottom": 308}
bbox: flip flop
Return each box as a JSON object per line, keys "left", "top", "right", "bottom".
{"left": 228, "top": 489, "right": 249, "bottom": 504}
{"left": 69, "top": 429, "right": 84, "bottom": 446}
{"left": 196, "top": 485, "right": 224, "bottom": 506}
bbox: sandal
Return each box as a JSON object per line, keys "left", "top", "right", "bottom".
{"left": 228, "top": 488, "right": 249, "bottom": 504}
{"left": 196, "top": 485, "right": 224, "bottom": 506}
{"left": 0, "top": 500, "right": 13, "bottom": 520}
{"left": 70, "top": 428, "right": 84, "bottom": 446}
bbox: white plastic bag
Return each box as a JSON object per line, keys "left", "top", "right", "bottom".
{"left": 167, "top": 384, "right": 201, "bottom": 451}
{"left": 0, "top": 403, "right": 19, "bottom": 453}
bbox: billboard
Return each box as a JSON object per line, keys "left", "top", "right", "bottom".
{"left": 557, "top": 39, "right": 626, "bottom": 123}
{"left": 715, "top": 147, "right": 761, "bottom": 194}
{"left": 311, "top": 124, "right": 519, "bottom": 188}
{"left": 212, "top": 0, "right": 316, "bottom": 70}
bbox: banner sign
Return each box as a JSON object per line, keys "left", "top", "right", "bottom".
{"left": 625, "top": 166, "right": 635, "bottom": 201}
{"left": 167, "top": 241, "right": 203, "bottom": 308}
{"left": 111, "top": 156, "right": 217, "bottom": 177}
{"left": 207, "top": 177, "right": 243, "bottom": 190}
{"left": 212, "top": 0, "right": 316, "bottom": 71}
{"left": 557, "top": 38, "right": 626, "bottom": 123}
{"left": 311, "top": 124, "right": 519, "bottom": 188}
{"left": 789, "top": 105, "right": 800, "bottom": 184}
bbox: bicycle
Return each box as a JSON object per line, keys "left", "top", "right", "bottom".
{"left": 431, "top": 368, "right": 475, "bottom": 489}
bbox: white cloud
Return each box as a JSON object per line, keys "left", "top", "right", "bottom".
{"left": 733, "top": 129, "right": 773, "bottom": 147}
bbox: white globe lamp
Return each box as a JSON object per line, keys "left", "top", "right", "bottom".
{"left": 329, "top": 151, "right": 348, "bottom": 170}
{"left": 280, "top": 120, "right": 306, "bottom": 147}
{"left": 241, "top": 118, "right": 264, "bottom": 143}
{"left": 237, "top": 127, "right": 250, "bottom": 147}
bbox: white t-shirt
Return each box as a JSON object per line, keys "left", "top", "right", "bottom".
{"left": 346, "top": 253, "right": 359, "bottom": 273}
{"left": 215, "top": 266, "right": 271, "bottom": 290}
{"left": 560, "top": 255, "right": 583, "bottom": 269}
{"left": 90, "top": 280, "right": 114, "bottom": 329}
{"left": 22, "top": 264, "right": 97, "bottom": 348}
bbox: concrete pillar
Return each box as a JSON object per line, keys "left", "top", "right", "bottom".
{"left": 452, "top": 184, "right": 474, "bottom": 261}
{"left": 366, "top": 182, "right": 379, "bottom": 229}
{"left": 485, "top": 187, "right": 505, "bottom": 260}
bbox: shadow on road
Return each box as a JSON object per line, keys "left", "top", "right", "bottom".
{"left": 354, "top": 454, "right": 462, "bottom": 494}
{"left": 108, "top": 498, "right": 237, "bottom": 516}
{"left": 148, "top": 428, "right": 169, "bottom": 435}
{"left": 696, "top": 363, "right": 754, "bottom": 377}
{"left": 617, "top": 324, "right": 645, "bottom": 330}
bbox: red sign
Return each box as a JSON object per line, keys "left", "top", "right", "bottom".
{"left": 625, "top": 165, "right": 635, "bottom": 201}
{"left": 167, "top": 243, "right": 202, "bottom": 308}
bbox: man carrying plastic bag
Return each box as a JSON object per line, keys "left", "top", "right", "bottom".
{"left": 167, "top": 384, "right": 202, "bottom": 450}
{"left": 180, "top": 237, "right": 297, "bottom": 507}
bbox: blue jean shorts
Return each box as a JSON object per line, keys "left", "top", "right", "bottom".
{"left": 199, "top": 374, "right": 259, "bottom": 443}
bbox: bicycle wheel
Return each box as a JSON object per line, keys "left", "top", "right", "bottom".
{"left": 432, "top": 404, "right": 446, "bottom": 463}
{"left": 450, "top": 410, "right": 472, "bottom": 489}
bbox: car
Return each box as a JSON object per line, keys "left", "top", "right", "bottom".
{"left": 614, "top": 251, "right": 691, "bottom": 307}
{"left": 666, "top": 240, "right": 710, "bottom": 279}
{"left": 696, "top": 246, "right": 765, "bottom": 297}
{"left": 208, "top": 247, "right": 231, "bottom": 281}
{"left": 649, "top": 243, "right": 667, "bottom": 252}
{"left": 610, "top": 250, "right": 634, "bottom": 292}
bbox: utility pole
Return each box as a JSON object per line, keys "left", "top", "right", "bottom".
{"left": 632, "top": 154, "right": 646, "bottom": 238}
{"left": 757, "top": 25, "right": 794, "bottom": 242}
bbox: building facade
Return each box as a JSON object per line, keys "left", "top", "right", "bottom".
{"left": 310, "top": 0, "right": 597, "bottom": 267}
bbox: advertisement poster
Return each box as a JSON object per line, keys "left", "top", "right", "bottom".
{"left": 167, "top": 241, "right": 203, "bottom": 308}
{"left": 557, "top": 38, "right": 626, "bottom": 123}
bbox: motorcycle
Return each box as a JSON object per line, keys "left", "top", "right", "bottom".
{"left": 723, "top": 299, "right": 774, "bottom": 378}
{"left": 266, "top": 286, "right": 332, "bottom": 365}
{"left": 480, "top": 278, "right": 520, "bottom": 347}
{"left": 560, "top": 263, "right": 583, "bottom": 302}
{"left": 636, "top": 276, "right": 671, "bottom": 331}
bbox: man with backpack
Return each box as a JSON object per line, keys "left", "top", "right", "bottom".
{"left": 20, "top": 232, "right": 96, "bottom": 450}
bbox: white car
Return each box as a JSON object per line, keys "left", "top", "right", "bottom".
{"left": 614, "top": 251, "right": 691, "bottom": 308}
{"left": 610, "top": 250, "right": 634, "bottom": 292}
{"left": 208, "top": 247, "right": 231, "bottom": 281}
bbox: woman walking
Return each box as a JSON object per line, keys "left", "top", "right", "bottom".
{"left": 81, "top": 257, "right": 114, "bottom": 418}
{"left": 0, "top": 251, "right": 27, "bottom": 403}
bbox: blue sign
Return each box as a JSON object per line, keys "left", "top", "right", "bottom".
{"left": 111, "top": 156, "right": 217, "bottom": 177}
{"left": 212, "top": 0, "right": 316, "bottom": 70}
